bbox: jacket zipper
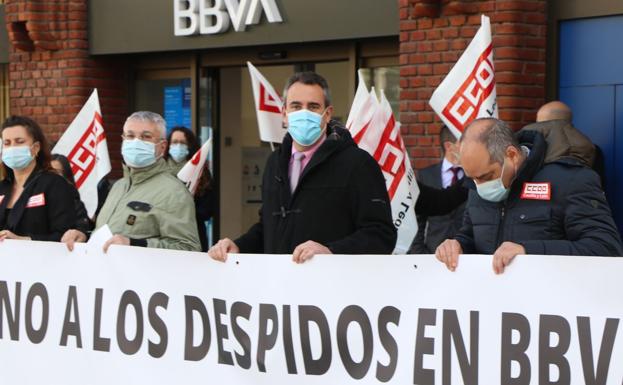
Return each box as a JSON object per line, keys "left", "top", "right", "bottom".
{"left": 495, "top": 206, "right": 506, "bottom": 248}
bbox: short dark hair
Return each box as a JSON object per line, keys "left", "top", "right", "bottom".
{"left": 283, "top": 71, "right": 332, "bottom": 107}
{"left": 1, "top": 115, "right": 53, "bottom": 175}
{"left": 166, "top": 126, "right": 199, "bottom": 161}
{"left": 51, "top": 154, "right": 75, "bottom": 186}
{"left": 439, "top": 125, "right": 457, "bottom": 154}
{"left": 461, "top": 117, "right": 520, "bottom": 165}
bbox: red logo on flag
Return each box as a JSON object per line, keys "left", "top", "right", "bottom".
{"left": 190, "top": 149, "right": 202, "bottom": 166}
{"left": 441, "top": 45, "right": 495, "bottom": 131}
{"left": 259, "top": 84, "right": 281, "bottom": 114}
{"left": 372, "top": 115, "right": 405, "bottom": 200}
{"left": 67, "top": 112, "right": 106, "bottom": 189}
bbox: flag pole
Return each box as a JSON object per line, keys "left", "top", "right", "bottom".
{"left": 270, "top": 142, "right": 275, "bottom": 152}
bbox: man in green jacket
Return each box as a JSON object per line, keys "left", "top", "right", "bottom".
{"left": 62, "top": 111, "right": 201, "bottom": 252}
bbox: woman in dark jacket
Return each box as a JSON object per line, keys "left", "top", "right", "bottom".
{"left": 165, "top": 126, "right": 216, "bottom": 252}
{"left": 0, "top": 116, "right": 76, "bottom": 241}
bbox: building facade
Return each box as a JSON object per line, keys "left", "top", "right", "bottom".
{"left": 1, "top": 0, "right": 622, "bottom": 239}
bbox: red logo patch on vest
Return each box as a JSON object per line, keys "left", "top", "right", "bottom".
{"left": 520, "top": 182, "right": 551, "bottom": 200}
{"left": 26, "top": 193, "right": 46, "bottom": 208}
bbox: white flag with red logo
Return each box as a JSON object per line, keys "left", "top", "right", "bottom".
{"left": 429, "top": 15, "right": 498, "bottom": 138}
{"left": 177, "top": 138, "right": 212, "bottom": 196}
{"left": 247, "top": 62, "right": 286, "bottom": 143}
{"left": 346, "top": 71, "right": 377, "bottom": 138}
{"left": 52, "top": 89, "right": 111, "bottom": 218}
{"left": 347, "top": 87, "right": 419, "bottom": 254}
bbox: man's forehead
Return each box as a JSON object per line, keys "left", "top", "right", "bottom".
{"left": 459, "top": 140, "right": 494, "bottom": 174}
{"left": 124, "top": 119, "right": 156, "bottom": 133}
{"left": 286, "top": 82, "right": 325, "bottom": 104}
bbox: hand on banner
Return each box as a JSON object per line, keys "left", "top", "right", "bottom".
{"left": 103, "top": 234, "right": 130, "bottom": 253}
{"left": 435, "top": 239, "right": 463, "bottom": 271}
{"left": 61, "top": 229, "right": 88, "bottom": 251}
{"left": 0, "top": 230, "right": 30, "bottom": 241}
{"left": 208, "top": 238, "right": 240, "bottom": 262}
{"left": 292, "top": 240, "right": 331, "bottom": 264}
{"left": 492, "top": 242, "right": 525, "bottom": 274}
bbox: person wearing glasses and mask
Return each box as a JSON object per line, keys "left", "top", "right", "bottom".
{"left": 209, "top": 72, "right": 396, "bottom": 263}
{"left": 435, "top": 117, "right": 623, "bottom": 275}
{"left": 61, "top": 111, "right": 201, "bottom": 252}
{"left": 0, "top": 116, "right": 76, "bottom": 241}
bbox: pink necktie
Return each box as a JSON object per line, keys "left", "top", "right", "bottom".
{"left": 290, "top": 152, "right": 305, "bottom": 193}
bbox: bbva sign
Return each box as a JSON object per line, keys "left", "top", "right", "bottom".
{"left": 174, "top": 0, "right": 283, "bottom": 36}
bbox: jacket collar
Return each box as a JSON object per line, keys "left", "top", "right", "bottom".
{"left": 123, "top": 158, "right": 169, "bottom": 185}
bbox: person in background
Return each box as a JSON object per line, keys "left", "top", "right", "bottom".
{"left": 61, "top": 111, "right": 201, "bottom": 252}
{"left": 165, "top": 126, "right": 216, "bottom": 252}
{"left": 166, "top": 126, "right": 197, "bottom": 175}
{"left": 0, "top": 116, "right": 76, "bottom": 241}
{"left": 411, "top": 125, "right": 466, "bottom": 254}
{"left": 50, "top": 154, "right": 93, "bottom": 236}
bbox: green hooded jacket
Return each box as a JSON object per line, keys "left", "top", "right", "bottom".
{"left": 95, "top": 159, "right": 201, "bottom": 251}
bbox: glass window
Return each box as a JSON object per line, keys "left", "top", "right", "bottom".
{"left": 359, "top": 66, "right": 400, "bottom": 120}
{"left": 134, "top": 77, "right": 191, "bottom": 135}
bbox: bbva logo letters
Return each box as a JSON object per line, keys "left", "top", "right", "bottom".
{"left": 174, "top": 0, "right": 283, "bottom": 36}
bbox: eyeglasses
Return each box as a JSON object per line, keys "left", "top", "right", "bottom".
{"left": 121, "top": 132, "right": 162, "bottom": 142}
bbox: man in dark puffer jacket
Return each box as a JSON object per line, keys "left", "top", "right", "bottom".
{"left": 436, "top": 117, "right": 622, "bottom": 274}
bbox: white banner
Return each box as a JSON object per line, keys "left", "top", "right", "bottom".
{"left": 1, "top": 240, "right": 622, "bottom": 384}
{"left": 52, "top": 89, "right": 112, "bottom": 217}
{"left": 429, "top": 15, "right": 498, "bottom": 138}
{"left": 247, "top": 61, "right": 286, "bottom": 143}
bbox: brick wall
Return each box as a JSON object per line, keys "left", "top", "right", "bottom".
{"left": 399, "top": 0, "right": 547, "bottom": 169}
{"left": 4, "top": 0, "right": 127, "bottom": 175}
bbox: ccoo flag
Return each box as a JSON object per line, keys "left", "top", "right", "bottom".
{"left": 52, "top": 89, "right": 111, "bottom": 218}
{"left": 247, "top": 62, "right": 286, "bottom": 143}
{"left": 346, "top": 82, "right": 419, "bottom": 254}
{"left": 177, "top": 138, "right": 212, "bottom": 196}
{"left": 429, "top": 15, "right": 498, "bottom": 138}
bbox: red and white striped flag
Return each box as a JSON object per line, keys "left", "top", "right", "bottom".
{"left": 347, "top": 84, "right": 419, "bottom": 254}
{"left": 247, "top": 62, "right": 286, "bottom": 143}
{"left": 177, "top": 138, "right": 212, "bottom": 196}
{"left": 52, "top": 89, "right": 111, "bottom": 218}
{"left": 429, "top": 15, "right": 498, "bottom": 138}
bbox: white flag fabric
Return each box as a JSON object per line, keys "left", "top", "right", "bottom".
{"left": 247, "top": 62, "right": 286, "bottom": 143}
{"left": 347, "top": 87, "right": 419, "bottom": 254}
{"left": 52, "top": 89, "right": 111, "bottom": 218}
{"left": 429, "top": 15, "right": 498, "bottom": 138}
{"left": 177, "top": 138, "right": 212, "bottom": 196}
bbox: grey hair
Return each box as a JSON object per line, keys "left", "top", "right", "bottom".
{"left": 283, "top": 71, "right": 332, "bottom": 107}
{"left": 462, "top": 118, "right": 520, "bottom": 165}
{"left": 125, "top": 111, "right": 167, "bottom": 139}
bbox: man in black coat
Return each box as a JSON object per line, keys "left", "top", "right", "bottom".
{"left": 209, "top": 72, "right": 396, "bottom": 263}
{"left": 411, "top": 125, "right": 466, "bottom": 253}
{"left": 436, "top": 117, "right": 623, "bottom": 274}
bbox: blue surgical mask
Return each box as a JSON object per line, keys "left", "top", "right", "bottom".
{"left": 122, "top": 139, "right": 157, "bottom": 168}
{"left": 475, "top": 160, "right": 510, "bottom": 202}
{"left": 169, "top": 144, "right": 189, "bottom": 163}
{"left": 2, "top": 146, "right": 34, "bottom": 170}
{"left": 287, "top": 109, "right": 325, "bottom": 147}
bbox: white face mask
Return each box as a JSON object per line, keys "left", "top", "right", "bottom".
{"left": 475, "top": 159, "right": 510, "bottom": 202}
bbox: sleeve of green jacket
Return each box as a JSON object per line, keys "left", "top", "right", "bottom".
{"left": 145, "top": 190, "right": 201, "bottom": 252}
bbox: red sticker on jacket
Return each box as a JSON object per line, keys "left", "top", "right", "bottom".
{"left": 26, "top": 193, "right": 46, "bottom": 208}
{"left": 520, "top": 182, "right": 551, "bottom": 200}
